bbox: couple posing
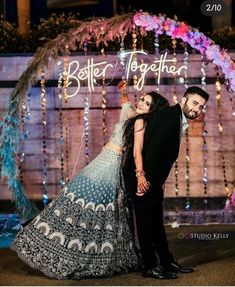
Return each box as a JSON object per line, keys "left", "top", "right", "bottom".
{"left": 11, "top": 81, "right": 209, "bottom": 280}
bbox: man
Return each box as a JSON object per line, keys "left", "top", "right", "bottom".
{"left": 123, "top": 86, "right": 209, "bottom": 279}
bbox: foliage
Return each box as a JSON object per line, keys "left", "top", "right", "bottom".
{"left": 208, "top": 27, "right": 235, "bottom": 50}
{"left": 24, "top": 13, "right": 81, "bottom": 52}
{"left": 0, "top": 15, "right": 22, "bottom": 53}
{"left": 0, "top": 13, "right": 235, "bottom": 53}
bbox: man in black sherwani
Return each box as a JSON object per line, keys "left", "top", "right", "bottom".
{"left": 124, "top": 86, "right": 209, "bottom": 279}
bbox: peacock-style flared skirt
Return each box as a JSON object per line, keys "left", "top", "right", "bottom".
{"left": 11, "top": 148, "right": 138, "bottom": 279}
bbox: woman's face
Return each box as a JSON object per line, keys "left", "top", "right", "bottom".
{"left": 136, "top": 94, "right": 152, "bottom": 114}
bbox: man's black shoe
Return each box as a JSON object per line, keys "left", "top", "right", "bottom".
{"left": 163, "top": 261, "right": 194, "bottom": 274}
{"left": 143, "top": 265, "right": 177, "bottom": 279}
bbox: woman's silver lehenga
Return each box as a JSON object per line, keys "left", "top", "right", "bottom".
{"left": 11, "top": 102, "right": 138, "bottom": 280}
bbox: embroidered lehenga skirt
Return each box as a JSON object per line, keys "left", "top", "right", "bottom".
{"left": 11, "top": 148, "right": 137, "bottom": 279}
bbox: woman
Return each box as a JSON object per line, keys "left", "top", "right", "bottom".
{"left": 122, "top": 91, "right": 169, "bottom": 197}
{"left": 11, "top": 82, "right": 168, "bottom": 280}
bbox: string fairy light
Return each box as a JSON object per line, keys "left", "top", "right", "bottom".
{"left": 101, "top": 45, "right": 107, "bottom": 143}
{"left": 62, "top": 45, "right": 70, "bottom": 183}
{"left": 40, "top": 68, "right": 48, "bottom": 207}
{"left": 119, "top": 33, "right": 126, "bottom": 81}
{"left": 183, "top": 43, "right": 189, "bottom": 90}
{"left": 19, "top": 92, "right": 32, "bottom": 189}
{"left": 172, "top": 37, "right": 177, "bottom": 104}
{"left": 139, "top": 33, "right": 145, "bottom": 95}
{"left": 224, "top": 79, "right": 235, "bottom": 116}
{"left": 84, "top": 95, "right": 90, "bottom": 164}
{"left": 201, "top": 55, "right": 209, "bottom": 207}
{"left": 181, "top": 42, "right": 191, "bottom": 210}
{"left": 185, "top": 129, "right": 191, "bottom": 210}
{"left": 132, "top": 24, "right": 138, "bottom": 104}
{"left": 154, "top": 31, "right": 160, "bottom": 94}
{"left": 215, "top": 71, "right": 231, "bottom": 199}
{"left": 228, "top": 93, "right": 235, "bottom": 116}
{"left": 57, "top": 60, "right": 66, "bottom": 188}
{"left": 25, "top": 92, "right": 31, "bottom": 138}
{"left": 171, "top": 37, "right": 179, "bottom": 199}
{"left": 154, "top": 31, "right": 160, "bottom": 58}
{"left": 83, "top": 41, "right": 90, "bottom": 163}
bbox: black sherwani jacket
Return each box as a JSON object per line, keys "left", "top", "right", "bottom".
{"left": 123, "top": 103, "right": 182, "bottom": 196}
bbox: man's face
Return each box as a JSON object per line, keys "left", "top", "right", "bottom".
{"left": 182, "top": 94, "right": 206, "bottom": 119}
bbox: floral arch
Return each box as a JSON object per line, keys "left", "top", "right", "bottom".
{"left": 0, "top": 11, "right": 234, "bottom": 221}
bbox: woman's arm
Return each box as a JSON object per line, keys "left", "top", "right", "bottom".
{"left": 118, "top": 80, "right": 136, "bottom": 120}
{"left": 133, "top": 119, "right": 150, "bottom": 196}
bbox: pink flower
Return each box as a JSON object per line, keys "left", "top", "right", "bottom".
{"left": 165, "top": 21, "right": 177, "bottom": 36}
{"left": 132, "top": 11, "right": 235, "bottom": 93}
{"left": 133, "top": 12, "right": 144, "bottom": 26}
{"left": 228, "top": 69, "right": 235, "bottom": 80}
{"left": 172, "top": 22, "right": 189, "bottom": 38}
{"left": 163, "top": 19, "right": 171, "bottom": 31}
{"left": 205, "top": 44, "right": 220, "bottom": 60}
{"left": 225, "top": 191, "right": 235, "bottom": 209}
{"left": 231, "top": 193, "right": 235, "bottom": 206}
{"left": 230, "top": 82, "right": 235, "bottom": 91}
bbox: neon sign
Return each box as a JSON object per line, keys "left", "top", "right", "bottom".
{"left": 59, "top": 51, "right": 187, "bottom": 97}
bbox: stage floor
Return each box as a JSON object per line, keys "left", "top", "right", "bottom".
{"left": 0, "top": 224, "right": 235, "bottom": 286}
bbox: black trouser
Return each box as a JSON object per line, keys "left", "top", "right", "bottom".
{"left": 134, "top": 189, "right": 174, "bottom": 269}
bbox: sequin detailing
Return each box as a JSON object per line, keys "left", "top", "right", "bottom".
{"left": 11, "top": 143, "right": 137, "bottom": 279}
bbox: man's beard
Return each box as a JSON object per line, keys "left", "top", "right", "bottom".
{"left": 183, "top": 101, "right": 198, "bottom": 119}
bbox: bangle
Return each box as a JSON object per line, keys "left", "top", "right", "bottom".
{"left": 135, "top": 169, "right": 145, "bottom": 177}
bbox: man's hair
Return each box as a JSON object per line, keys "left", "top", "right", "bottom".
{"left": 184, "top": 86, "right": 209, "bottom": 102}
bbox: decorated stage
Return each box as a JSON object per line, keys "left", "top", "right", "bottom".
{"left": 0, "top": 12, "right": 235, "bottom": 222}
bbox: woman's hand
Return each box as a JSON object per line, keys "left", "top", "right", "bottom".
{"left": 136, "top": 175, "right": 150, "bottom": 196}
{"left": 118, "top": 80, "right": 128, "bottom": 104}
{"left": 117, "top": 80, "right": 127, "bottom": 93}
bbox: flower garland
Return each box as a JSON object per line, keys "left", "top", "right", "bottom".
{"left": 133, "top": 12, "right": 235, "bottom": 93}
